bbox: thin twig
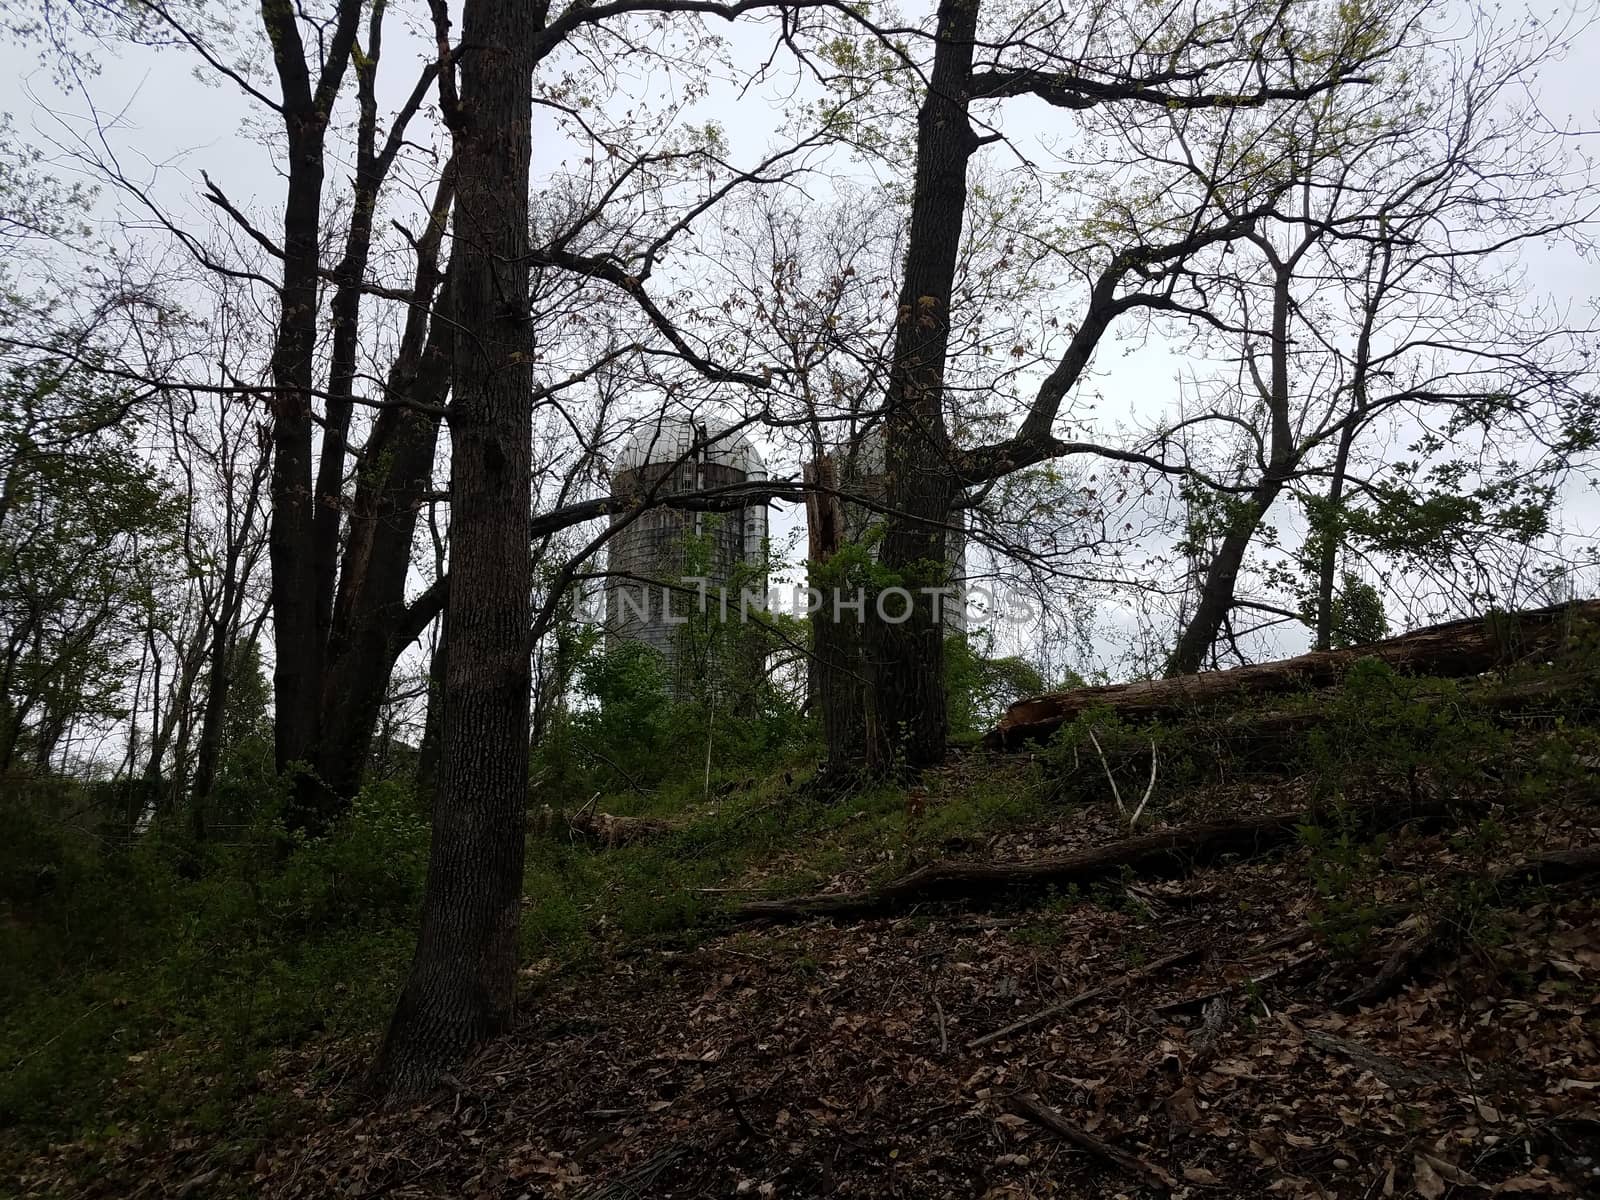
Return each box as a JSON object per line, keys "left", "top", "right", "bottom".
{"left": 1088, "top": 729, "right": 1159, "bottom": 829}
{"left": 6, "top": 1000, "right": 109, "bottom": 1073}
{"left": 1006, "top": 1092, "right": 1176, "bottom": 1190}
{"left": 1087, "top": 727, "right": 1125, "bottom": 816}
{"left": 968, "top": 944, "right": 1204, "bottom": 1050}
{"left": 1129, "top": 739, "right": 1159, "bottom": 826}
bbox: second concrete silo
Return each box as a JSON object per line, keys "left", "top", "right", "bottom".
{"left": 605, "top": 416, "right": 769, "bottom": 694}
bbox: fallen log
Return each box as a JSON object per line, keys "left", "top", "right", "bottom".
{"left": 1045, "top": 666, "right": 1600, "bottom": 788}
{"left": 732, "top": 798, "right": 1458, "bottom": 923}
{"left": 985, "top": 598, "right": 1600, "bottom": 751}
{"left": 1340, "top": 924, "right": 1439, "bottom": 1010}
{"left": 529, "top": 805, "right": 677, "bottom": 847}
{"left": 1295, "top": 1025, "right": 1461, "bottom": 1091}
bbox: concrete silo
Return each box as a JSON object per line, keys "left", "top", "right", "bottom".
{"left": 605, "top": 416, "right": 769, "bottom": 691}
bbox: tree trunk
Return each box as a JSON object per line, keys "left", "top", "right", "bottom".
{"left": 259, "top": 2, "right": 362, "bottom": 833}
{"left": 1167, "top": 262, "right": 1296, "bottom": 677}
{"left": 863, "top": 0, "right": 980, "bottom": 771}
{"left": 370, "top": 0, "right": 534, "bottom": 1095}
{"left": 32, "top": 706, "right": 64, "bottom": 773}
{"left": 1313, "top": 422, "right": 1357, "bottom": 652}
{"left": 258, "top": 3, "right": 451, "bottom": 834}
{"left": 314, "top": 338, "right": 449, "bottom": 800}
{"left": 806, "top": 457, "right": 867, "bottom": 772}
{"left": 312, "top": 168, "right": 454, "bottom": 805}
{"left": 188, "top": 635, "right": 230, "bottom": 832}
{"left": 1166, "top": 476, "right": 1286, "bottom": 675}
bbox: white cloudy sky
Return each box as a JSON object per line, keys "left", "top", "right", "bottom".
{"left": 3, "top": 0, "right": 1596, "bottom": 685}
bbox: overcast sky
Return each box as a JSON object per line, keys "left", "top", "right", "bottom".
{"left": 3, "top": 0, "right": 1597, "bottom": 681}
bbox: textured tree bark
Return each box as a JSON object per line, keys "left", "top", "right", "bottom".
{"left": 265, "top": 132, "right": 329, "bottom": 825}
{"left": 805, "top": 457, "right": 867, "bottom": 773}
{"left": 369, "top": 0, "right": 534, "bottom": 1096}
{"left": 864, "top": 0, "right": 980, "bottom": 771}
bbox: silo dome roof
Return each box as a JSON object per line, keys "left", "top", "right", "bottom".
{"left": 613, "top": 414, "right": 766, "bottom": 478}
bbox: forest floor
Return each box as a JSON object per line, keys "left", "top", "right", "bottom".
{"left": 10, "top": 670, "right": 1600, "bottom": 1199}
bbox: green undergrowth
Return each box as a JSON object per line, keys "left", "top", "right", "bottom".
{"left": 0, "top": 743, "right": 1052, "bottom": 1159}
{"left": 521, "top": 753, "right": 1045, "bottom": 963}
{"left": 0, "top": 779, "right": 429, "bottom": 1151}
{"left": 1035, "top": 655, "right": 1600, "bottom": 809}
{"left": 4, "top": 650, "right": 1599, "bottom": 1174}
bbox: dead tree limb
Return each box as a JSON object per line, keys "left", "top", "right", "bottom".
{"left": 1006, "top": 1093, "right": 1177, "bottom": 1191}
{"left": 968, "top": 945, "right": 1205, "bottom": 1050}
{"left": 1089, "top": 728, "right": 1158, "bottom": 828}
{"left": 732, "top": 799, "right": 1457, "bottom": 923}
{"left": 1338, "top": 926, "right": 1437, "bottom": 1010}
{"left": 1296, "top": 1026, "right": 1459, "bottom": 1090}
{"left": 529, "top": 806, "right": 676, "bottom": 848}
{"left": 1189, "top": 995, "right": 1233, "bottom": 1071}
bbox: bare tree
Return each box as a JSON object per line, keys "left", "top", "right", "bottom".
{"left": 797, "top": 0, "right": 1419, "bottom": 767}
{"left": 1160, "top": 13, "right": 1598, "bottom": 672}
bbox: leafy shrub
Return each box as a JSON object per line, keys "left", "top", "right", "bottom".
{"left": 945, "top": 633, "right": 1045, "bottom": 737}
{"left": 0, "top": 776, "right": 428, "bottom": 1135}
{"left": 1038, "top": 705, "right": 1201, "bottom": 811}
{"left": 533, "top": 636, "right": 807, "bottom": 811}
{"left": 269, "top": 780, "right": 428, "bottom": 934}
{"left": 1305, "top": 657, "right": 1503, "bottom": 802}
{"left": 1299, "top": 816, "right": 1390, "bottom": 956}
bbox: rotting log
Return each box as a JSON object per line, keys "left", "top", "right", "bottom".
{"left": 732, "top": 798, "right": 1459, "bottom": 923}
{"left": 1045, "top": 666, "right": 1600, "bottom": 783}
{"left": 985, "top": 599, "right": 1600, "bottom": 751}
{"left": 529, "top": 806, "right": 676, "bottom": 848}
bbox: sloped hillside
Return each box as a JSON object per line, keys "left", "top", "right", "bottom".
{"left": 12, "top": 642, "right": 1600, "bottom": 1199}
